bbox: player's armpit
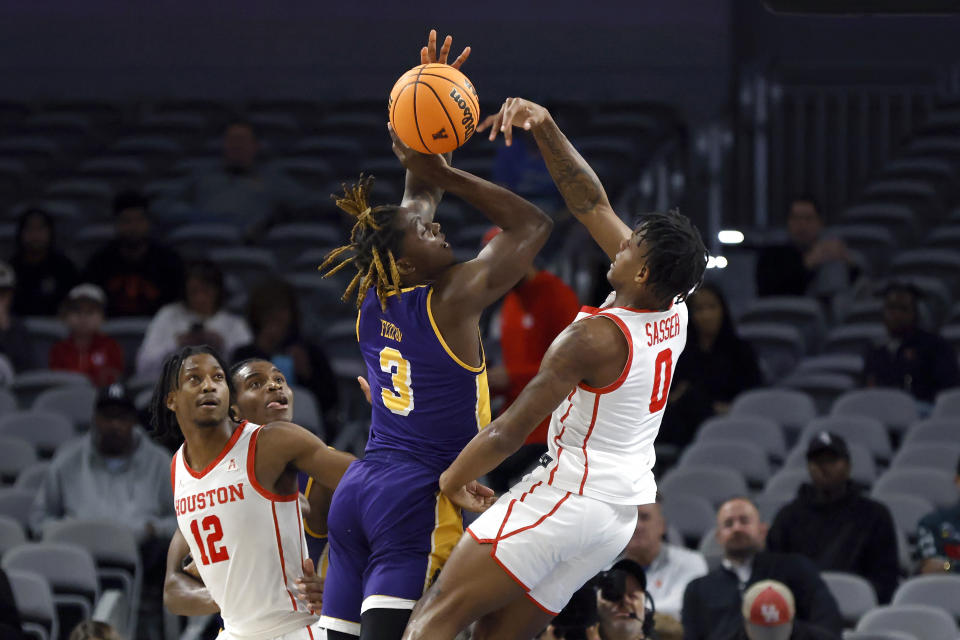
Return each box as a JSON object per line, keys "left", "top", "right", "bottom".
{"left": 255, "top": 422, "right": 356, "bottom": 493}
{"left": 163, "top": 529, "right": 219, "bottom": 615}
{"left": 439, "top": 316, "right": 627, "bottom": 496}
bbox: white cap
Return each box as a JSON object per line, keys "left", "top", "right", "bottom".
{"left": 742, "top": 580, "right": 795, "bottom": 640}
{"left": 67, "top": 283, "right": 106, "bottom": 306}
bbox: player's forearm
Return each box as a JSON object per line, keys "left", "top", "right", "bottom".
{"left": 163, "top": 573, "right": 219, "bottom": 616}
{"left": 400, "top": 152, "right": 452, "bottom": 222}
{"left": 440, "top": 416, "right": 529, "bottom": 495}
{"left": 530, "top": 115, "right": 612, "bottom": 218}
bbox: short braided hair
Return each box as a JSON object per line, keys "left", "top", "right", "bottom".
{"left": 319, "top": 175, "right": 405, "bottom": 310}
{"left": 634, "top": 210, "right": 708, "bottom": 307}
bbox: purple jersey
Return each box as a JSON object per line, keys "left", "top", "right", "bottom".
{"left": 358, "top": 284, "right": 491, "bottom": 470}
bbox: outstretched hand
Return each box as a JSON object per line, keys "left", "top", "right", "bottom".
{"left": 444, "top": 479, "right": 497, "bottom": 513}
{"left": 477, "top": 97, "right": 550, "bottom": 147}
{"left": 420, "top": 28, "right": 471, "bottom": 69}
{"left": 388, "top": 123, "right": 449, "bottom": 178}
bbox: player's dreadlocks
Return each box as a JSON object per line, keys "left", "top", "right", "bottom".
{"left": 633, "top": 210, "right": 708, "bottom": 307}
{"left": 319, "top": 175, "right": 406, "bottom": 310}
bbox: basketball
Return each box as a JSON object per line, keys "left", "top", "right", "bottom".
{"left": 388, "top": 63, "right": 480, "bottom": 154}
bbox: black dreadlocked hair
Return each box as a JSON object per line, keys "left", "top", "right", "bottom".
{"left": 633, "top": 210, "right": 708, "bottom": 307}
{"left": 149, "top": 344, "right": 234, "bottom": 448}
{"left": 319, "top": 175, "right": 406, "bottom": 310}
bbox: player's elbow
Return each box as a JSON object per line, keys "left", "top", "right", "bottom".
{"left": 487, "top": 421, "right": 525, "bottom": 457}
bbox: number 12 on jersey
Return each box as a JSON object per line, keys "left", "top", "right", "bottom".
{"left": 648, "top": 348, "right": 673, "bottom": 413}
{"left": 189, "top": 515, "right": 229, "bottom": 565}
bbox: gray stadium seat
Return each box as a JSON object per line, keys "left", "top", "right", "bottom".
{"left": 855, "top": 604, "right": 959, "bottom": 640}
{"left": 754, "top": 493, "right": 792, "bottom": 524}
{"left": 762, "top": 469, "right": 809, "bottom": 500}
{"left": 21, "top": 319, "right": 69, "bottom": 371}
{"left": 890, "top": 443, "right": 960, "bottom": 474}
{"left": 264, "top": 222, "right": 343, "bottom": 268}
{"left": 11, "top": 370, "right": 91, "bottom": 409}
{"left": 933, "top": 388, "right": 960, "bottom": 418}
{"left": 842, "top": 632, "right": 918, "bottom": 640}
{"left": 208, "top": 247, "right": 278, "bottom": 290}
{"left": 660, "top": 493, "right": 716, "bottom": 547}
{"left": 779, "top": 372, "right": 855, "bottom": 417}
{"left": 0, "top": 487, "right": 37, "bottom": 529}
{"left": 13, "top": 462, "right": 50, "bottom": 492}
{"left": 679, "top": 441, "right": 771, "bottom": 486}
{"left": 871, "top": 469, "right": 956, "bottom": 509}
{"left": 695, "top": 416, "right": 786, "bottom": 461}
{"left": 902, "top": 418, "right": 960, "bottom": 446}
{"left": 738, "top": 323, "right": 805, "bottom": 381}
{"left": 32, "top": 385, "right": 98, "bottom": 430}
{"left": 889, "top": 249, "right": 960, "bottom": 287}
{"left": 3, "top": 542, "right": 101, "bottom": 626}
{"left": 166, "top": 223, "right": 242, "bottom": 257}
{"left": 872, "top": 493, "right": 935, "bottom": 540}
{"left": 0, "top": 514, "right": 26, "bottom": 556}
{"left": 0, "top": 410, "right": 75, "bottom": 458}
{"left": 738, "top": 296, "right": 826, "bottom": 351}
{"left": 290, "top": 384, "right": 323, "bottom": 437}
{"left": 0, "top": 435, "right": 37, "bottom": 484}
{"left": 102, "top": 317, "right": 152, "bottom": 375}
{"left": 831, "top": 224, "right": 896, "bottom": 274}
{"left": 0, "top": 387, "right": 17, "bottom": 416}
{"left": 795, "top": 353, "right": 864, "bottom": 377}
{"left": 831, "top": 388, "right": 919, "bottom": 434}
{"left": 731, "top": 388, "right": 817, "bottom": 434}
{"left": 822, "top": 571, "right": 878, "bottom": 627}
{"left": 7, "top": 569, "right": 58, "bottom": 640}
{"left": 891, "top": 575, "right": 960, "bottom": 620}
{"left": 658, "top": 466, "right": 748, "bottom": 508}
{"left": 823, "top": 323, "right": 886, "bottom": 356}
{"left": 800, "top": 415, "right": 892, "bottom": 461}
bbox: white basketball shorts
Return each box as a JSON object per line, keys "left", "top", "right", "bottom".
{"left": 466, "top": 468, "right": 638, "bottom": 615}
{"left": 218, "top": 621, "right": 326, "bottom": 640}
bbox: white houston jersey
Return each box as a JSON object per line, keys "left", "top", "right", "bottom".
{"left": 172, "top": 421, "right": 317, "bottom": 639}
{"left": 543, "top": 301, "right": 688, "bottom": 504}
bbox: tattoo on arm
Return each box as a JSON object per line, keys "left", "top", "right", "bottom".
{"left": 533, "top": 120, "right": 607, "bottom": 216}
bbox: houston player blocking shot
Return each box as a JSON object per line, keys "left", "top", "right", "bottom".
{"left": 317, "top": 31, "right": 553, "bottom": 640}
{"left": 163, "top": 357, "right": 332, "bottom": 616}
{"left": 400, "top": 98, "right": 708, "bottom": 640}
{"left": 153, "top": 345, "right": 355, "bottom": 639}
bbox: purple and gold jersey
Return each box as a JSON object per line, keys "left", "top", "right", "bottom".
{"left": 358, "top": 284, "right": 491, "bottom": 470}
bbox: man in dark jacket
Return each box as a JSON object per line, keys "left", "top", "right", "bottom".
{"left": 682, "top": 498, "right": 841, "bottom": 640}
{"left": 766, "top": 432, "right": 899, "bottom": 603}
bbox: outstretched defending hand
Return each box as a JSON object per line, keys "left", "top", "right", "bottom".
{"left": 420, "top": 28, "right": 471, "bottom": 69}
{"left": 443, "top": 479, "right": 497, "bottom": 513}
{"left": 388, "top": 123, "right": 449, "bottom": 177}
{"left": 477, "top": 97, "right": 550, "bottom": 147}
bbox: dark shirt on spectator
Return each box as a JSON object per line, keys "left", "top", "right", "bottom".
{"left": 862, "top": 328, "right": 959, "bottom": 403}
{"left": 0, "top": 317, "right": 33, "bottom": 372}
{"left": 766, "top": 482, "right": 899, "bottom": 603}
{"left": 10, "top": 252, "right": 78, "bottom": 316}
{"left": 756, "top": 244, "right": 812, "bottom": 297}
{"left": 83, "top": 240, "right": 184, "bottom": 317}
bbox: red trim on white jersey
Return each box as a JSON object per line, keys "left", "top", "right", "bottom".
{"left": 577, "top": 394, "right": 602, "bottom": 494}
{"left": 182, "top": 421, "right": 248, "bottom": 479}
{"left": 246, "top": 426, "right": 299, "bottom": 502}
{"left": 271, "top": 501, "right": 299, "bottom": 612}
{"left": 170, "top": 455, "right": 177, "bottom": 495}
{"left": 577, "top": 313, "right": 634, "bottom": 394}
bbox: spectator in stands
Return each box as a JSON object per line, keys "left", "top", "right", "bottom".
{"left": 484, "top": 226, "right": 580, "bottom": 492}
{"left": 755, "top": 196, "right": 855, "bottom": 300}
{"left": 49, "top": 284, "right": 124, "bottom": 387}
{"left": 0, "top": 567, "right": 23, "bottom": 640}
{"left": 233, "top": 278, "right": 340, "bottom": 437}
{"left": 682, "top": 497, "right": 842, "bottom": 640}
{"left": 83, "top": 190, "right": 184, "bottom": 317}
{"left": 0, "top": 261, "right": 32, "bottom": 372}
{"left": 916, "top": 454, "right": 960, "bottom": 575}
{"left": 135, "top": 259, "right": 251, "bottom": 377}
{"left": 9, "top": 206, "right": 78, "bottom": 316}
{"left": 596, "top": 560, "right": 655, "bottom": 640}
{"left": 766, "top": 432, "right": 898, "bottom": 603}
{"left": 619, "top": 494, "right": 708, "bottom": 621}
{"left": 69, "top": 621, "right": 122, "bottom": 640}
{"left": 736, "top": 580, "right": 839, "bottom": 640}
{"left": 172, "top": 120, "right": 322, "bottom": 237}
{"left": 863, "top": 282, "right": 958, "bottom": 406}
{"left": 492, "top": 131, "right": 564, "bottom": 213}
{"left": 659, "top": 284, "right": 762, "bottom": 448}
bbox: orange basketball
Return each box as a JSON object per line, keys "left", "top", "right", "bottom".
{"left": 388, "top": 63, "right": 480, "bottom": 154}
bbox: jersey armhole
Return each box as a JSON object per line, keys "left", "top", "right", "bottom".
{"left": 426, "top": 287, "right": 485, "bottom": 373}
{"left": 246, "top": 426, "right": 300, "bottom": 503}
{"left": 577, "top": 313, "right": 633, "bottom": 394}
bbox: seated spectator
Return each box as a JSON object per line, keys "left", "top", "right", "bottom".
{"left": 69, "top": 621, "right": 122, "bottom": 640}
{"left": 659, "top": 284, "right": 761, "bottom": 448}
{"left": 49, "top": 284, "right": 124, "bottom": 387}
{"left": 766, "top": 432, "right": 898, "bottom": 603}
{"left": 737, "top": 580, "right": 839, "bottom": 640}
{"left": 233, "top": 279, "right": 340, "bottom": 437}
{"left": 0, "top": 261, "right": 32, "bottom": 371}
{"left": 171, "top": 120, "right": 322, "bottom": 236}
{"left": 595, "top": 560, "right": 656, "bottom": 640}
{"left": 863, "top": 282, "right": 958, "bottom": 406}
{"left": 917, "top": 454, "right": 960, "bottom": 574}
{"left": 83, "top": 189, "right": 184, "bottom": 317}
{"left": 755, "top": 196, "right": 856, "bottom": 300}
{"left": 682, "top": 497, "right": 841, "bottom": 640}
{"left": 9, "top": 206, "right": 78, "bottom": 316}
{"left": 135, "top": 259, "right": 251, "bottom": 377}
{"left": 619, "top": 494, "right": 708, "bottom": 621}
{"left": 0, "top": 567, "right": 23, "bottom": 639}
{"left": 485, "top": 226, "right": 580, "bottom": 492}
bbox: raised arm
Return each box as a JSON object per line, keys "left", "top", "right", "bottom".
{"left": 438, "top": 315, "right": 627, "bottom": 508}
{"left": 163, "top": 529, "right": 219, "bottom": 615}
{"left": 479, "top": 98, "right": 632, "bottom": 260}
{"left": 254, "top": 422, "right": 356, "bottom": 493}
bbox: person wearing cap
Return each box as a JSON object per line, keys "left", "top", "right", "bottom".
{"left": 482, "top": 225, "right": 580, "bottom": 493}
{"left": 737, "top": 580, "right": 838, "bottom": 640}
{"left": 916, "top": 453, "right": 960, "bottom": 575}
{"left": 766, "top": 431, "right": 898, "bottom": 603}
{"left": 682, "top": 497, "right": 841, "bottom": 640}
{"left": 862, "top": 281, "right": 958, "bottom": 406}
{"left": 595, "top": 559, "right": 655, "bottom": 640}
{"left": 49, "top": 283, "right": 125, "bottom": 387}
{"left": 0, "top": 259, "right": 32, "bottom": 372}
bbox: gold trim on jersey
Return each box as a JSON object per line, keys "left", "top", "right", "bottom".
{"left": 423, "top": 492, "right": 463, "bottom": 594}
{"left": 476, "top": 368, "right": 491, "bottom": 430}
{"left": 301, "top": 477, "right": 326, "bottom": 540}
{"left": 426, "top": 287, "right": 485, "bottom": 373}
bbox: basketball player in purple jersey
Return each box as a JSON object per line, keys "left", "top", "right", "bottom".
{"left": 317, "top": 31, "right": 553, "bottom": 640}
